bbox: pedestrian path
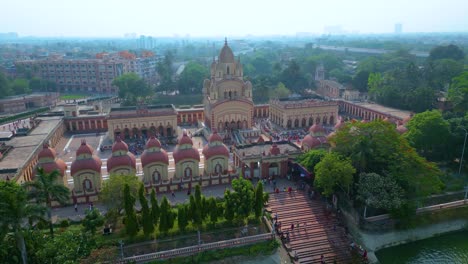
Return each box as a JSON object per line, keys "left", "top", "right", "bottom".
{"left": 268, "top": 191, "right": 351, "bottom": 264}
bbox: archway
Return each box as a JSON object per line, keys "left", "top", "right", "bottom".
{"left": 237, "top": 121, "right": 241, "bottom": 129}
{"left": 322, "top": 116, "right": 328, "bottom": 125}
{"left": 158, "top": 125, "right": 164, "bottom": 137}
{"left": 132, "top": 127, "right": 139, "bottom": 139}
{"left": 150, "top": 126, "right": 156, "bottom": 136}
{"left": 184, "top": 167, "right": 192, "bottom": 178}
{"left": 294, "top": 119, "right": 299, "bottom": 128}
{"left": 124, "top": 128, "right": 130, "bottom": 140}
{"left": 268, "top": 163, "right": 279, "bottom": 177}
{"left": 114, "top": 129, "right": 121, "bottom": 139}
{"left": 329, "top": 116, "right": 335, "bottom": 125}
{"left": 287, "top": 120, "right": 292, "bottom": 129}
{"left": 214, "top": 163, "right": 222, "bottom": 174}
{"left": 302, "top": 118, "right": 307, "bottom": 128}
{"left": 166, "top": 126, "right": 173, "bottom": 137}
{"left": 141, "top": 127, "right": 148, "bottom": 138}
{"left": 152, "top": 170, "right": 160, "bottom": 183}
{"left": 83, "top": 179, "right": 93, "bottom": 191}
{"left": 315, "top": 117, "right": 321, "bottom": 125}
{"left": 309, "top": 117, "right": 314, "bottom": 126}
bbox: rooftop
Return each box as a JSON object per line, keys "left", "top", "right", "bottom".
{"left": 270, "top": 97, "right": 337, "bottom": 109}
{"left": 234, "top": 141, "right": 302, "bottom": 159}
{"left": 352, "top": 101, "right": 412, "bottom": 120}
{"left": 108, "top": 104, "right": 177, "bottom": 118}
{"left": 0, "top": 116, "right": 63, "bottom": 181}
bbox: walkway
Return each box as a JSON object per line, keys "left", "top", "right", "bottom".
{"left": 268, "top": 191, "right": 351, "bottom": 264}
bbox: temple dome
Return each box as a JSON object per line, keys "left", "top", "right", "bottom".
{"left": 145, "top": 136, "right": 162, "bottom": 149}
{"left": 38, "top": 144, "right": 56, "bottom": 159}
{"left": 112, "top": 137, "right": 129, "bottom": 152}
{"left": 302, "top": 135, "right": 326, "bottom": 149}
{"left": 396, "top": 125, "right": 408, "bottom": 134}
{"left": 309, "top": 124, "right": 325, "bottom": 134}
{"left": 334, "top": 119, "right": 346, "bottom": 130}
{"left": 70, "top": 156, "right": 102, "bottom": 175}
{"left": 106, "top": 153, "right": 136, "bottom": 172}
{"left": 37, "top": 159, "right": 67, "bottom": 177}
{"left": 76, "top": 140, "right": 94, "bottom": 156}
{"left": 173, "top": 147, "right": 200, "bottom": 163}
{"left": 219, "top": 39, "right": 235, "bottom": 63}
{"left": 270, "top": 143, "right": 280, "bottom": 155}
{"left": 208, "top": 130, "right": 223, "bottom": 143}
{"left": 179, "top": 130, "right": 193, "bottom": 146}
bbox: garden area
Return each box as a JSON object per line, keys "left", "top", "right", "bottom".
{"left": 59, "top": 94, "right": 87, "bottom": 101}
{"left": 0, "top": 171, "right": 272, "bottom": 264}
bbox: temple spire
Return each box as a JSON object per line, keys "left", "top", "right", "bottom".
{"left": 224, "top": 37, "right": 227, "bottom": 45}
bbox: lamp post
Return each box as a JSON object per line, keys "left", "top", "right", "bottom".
{"left": 458, "top": 128, "right": 467, "bottom": 200}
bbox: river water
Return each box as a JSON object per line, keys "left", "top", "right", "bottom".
{"left": 376, "top": 231, "right": 468, "bottom": 264}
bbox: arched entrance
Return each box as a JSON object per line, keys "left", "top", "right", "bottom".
{"left": 268, "top": 163, "right": 279, "bottom": 177}
{"left": 166, "top": 126, "right": 173, "bottom": 137}
{"left": 302, "top": 118, "right": 307, "bottom": 127}
{"left": 124, "top": 128, "right": 130, "bottom": 140}
{"left": 152, "top": 170, "right": 160, "bottom": 183}
{"left": 214, "top": 163, "right": 222, "bottom": 174}
{"left": 294, "top": 119, "right": 299, "bottom": 128}
{"left": 329, "top": 116, "right": 335, "bottom": 125}
{"left": 309, "top": 117, "right": 313, "bottom": 126}
{"left": 158, "top": 125, "right": 164, "bottom": 137}
{"left": 83, "top": 179, "right": 93, "bottom": 191}
{"left": 287, "top": 120, "right": 292, "bottom": 129}
{"left": 184, "top": 167, "right": 192, "bottom": 178}
{"left": 132, "top": 127, "right": 139, "bottom": 139}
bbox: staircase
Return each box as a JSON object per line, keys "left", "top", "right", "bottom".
{"left": 267, "top": 191, "right": 352, "bottom": 264}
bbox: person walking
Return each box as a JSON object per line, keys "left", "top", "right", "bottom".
{"left": 171, "top": 190, "right": 176, "bottom": 198}
{"left": 74, "top": 203, "right": 78, "bottom": 212}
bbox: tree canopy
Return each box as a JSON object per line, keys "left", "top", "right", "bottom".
{"left": 112, "top": 73, "right": 153, "bottom": 105}
{"left": 356, "top": 172, "right": 405, "bottom": 211}
{"left": 429, "top": 44, "right": 465, "bottom": 61}
{"left": 176, "top": 61, "right": 209, "bottom": 94}
{"left": 314, "top": 152, "right": 355, "bottom": 196}
{"left": 448, "top": 71, "right": 468, "bottom": 113}
{"left": 100, "top": 174, "right": 140, "bottom": 212}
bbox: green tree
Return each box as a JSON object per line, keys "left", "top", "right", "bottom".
{"left": 112, "top": 73, "right": 153, "bottom": 105}
{"left": 223, "top": 190, "right": 235, "bottom": 223}
{"left": 176, "top": 61, "right": 209, "bottom": 94}
{"left": 314, "top": 153, "right": 356, "bottom": 196}
{"left": 24, "top": 167, "right": 70, "bottom": 238}
{"left": 0, "top": 181, "right": 45, "bottom": 264}
{"left": 123, "top": 184, "right": 138, "bottom": 237}
{"left": 367, "top": 72, "right": 383, "bottom": 101}
{"left": 429, "top": 44, "right": 465, "bottom": 61}
{"left": 448, "top": 71, "right": 468, "bottom": 113}
{"left": 177, "top": 204, "right": 189, "bottom": 232}
{"left": 352, "top": 70, "right": 370, "bottom": 92}
{"left": 429, "top": 59, "right": 464, "bottom": 88}
{"left": 230, "top": 177, "right": 255, "bottom": 220}
{"left": 356, "top": 173, "right": 405, "bottom": 211}
{"left": 10, "top": 78, "right": 31, "bottom": 95}
{"left": 100, "top": 174, "right": 140, "bottom": 212}
{"left": 208, "top": 197, "right": 219, "bottom": 224}
{"left": 298, "top": 149, "right": 328, "bottom": 172}
{"left": 271, "top": 82, "right": 291, "bottom": 99}
{"left": 158, "top": 196, "right": 171, "bottom": 235}
{"left": 405, "top": 110, "right": 451, "bottom": 161}
{"left": 253, "top": 181, "right": 264, "bottom": 218}
{"left": 138, "top": 184, "right": 154, "bottom": 237}
{"left": 150, "top": 189, "right": 160, "bottom": 227}
{"left": 0, "top": 71, "right": 12, "bottom": 98}
{"left": 82, "top": 208, "right": 105, "bottom": 235}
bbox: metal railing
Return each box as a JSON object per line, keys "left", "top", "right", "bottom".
{"left": 116, "top": 233, "right": 273, "bottom": 263}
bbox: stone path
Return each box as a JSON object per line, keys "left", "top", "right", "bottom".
{"left": 268, "top": 191, "right": 351, "bottom": 264}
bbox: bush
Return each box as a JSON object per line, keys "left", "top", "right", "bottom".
{"left": 59, "top": 219, "right": 70, "bottom": 228}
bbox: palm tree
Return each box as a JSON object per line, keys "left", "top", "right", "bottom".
{"left": 0, "top": 181, "right": 45, "bottom": 264}
{"left": 24, "top": 167, "right": 70, "bottom": 237}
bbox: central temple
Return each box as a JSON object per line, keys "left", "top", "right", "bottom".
{"left": 203, "top": 39, "right": 254, "bottom": 135}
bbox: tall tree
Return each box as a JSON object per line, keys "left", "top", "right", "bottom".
{"left": 138, "top": 184, "right": 154, "bottom": 237}
{"left": 100, "top": 174, "right": 140, "bottom": 212}
{"left": 448, "top": 71, "right": 468, "bottom": 113}
{"left": 253, "top": 181, "right": 264, "bottom": 219}
{"left": 123, "top": 184, "right": 138, "bottom": 237}
{"left": 177, "top": 204, "right": 189, "bottom": 232}
{"left": 82, "top": 208, "right": 104, "bottom": 235}
{"left": 0, "top": 71, "right": 12, "bottom": 98}
{"left": 0, "top": 181, "right": 45, "bottom": 264}
{"left": 223, "top": 190, "right": 235, "bottom": 223}
{"left": 208, "top": 197, "right": 219, "bottom": 224}
{"left": 158, "top": 196, "right": 171, "bottom": 235}
{"left": 24, "top": 168, "right": 70, "bottom": 238}
{"left": 314, "top": 152, "right": 356, "bottom": 196}
{"left": 230, "top": 177, "right": 255, "bottom": 220}
{"left": 405, "top": 110, "right": 451, "bottom": 161}
{"left": 150, "top": 189, "right": 160, "bottom": 227}
{"left": 356, "top": 173, "right": 405, "bottom": 211}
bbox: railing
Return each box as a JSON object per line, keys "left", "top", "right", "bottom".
{"left": 116, "top": 233, "right": 273, "bottom": 263}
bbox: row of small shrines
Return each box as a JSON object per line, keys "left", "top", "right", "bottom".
{"left": 34, "top": 119, "right": 410, "bottom": 203}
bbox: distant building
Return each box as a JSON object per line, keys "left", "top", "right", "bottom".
{"left": 395, "top": 23, "right": 403, "bottom": 34}
{"left": 0, "top": 93, "right": 59, "bottom": 114}
{"left": 137, "top": 35, "right": 156, "bottom": 49}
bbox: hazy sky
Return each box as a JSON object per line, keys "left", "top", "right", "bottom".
{"left": 2, "top": 0, "right": 467, "bottom": 37}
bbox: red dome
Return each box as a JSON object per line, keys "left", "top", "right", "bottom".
{"left": 208, "top": 131, "right": 223, "bottom": 143}
{"left": 270, "top": 143, "right": 280, "bottom": 155}
{"left": 173, "top": 147, "right": 200, "bottom": 163}
{"left": 309, "top": 124, "right": 325, "bottom": 134}
{"left": 396, "top": 125, "right": 408, "bottom": 134}
{"left": 106, "top": 152, "right": 136, "bottom": 172}
{"left": 70, "top": 156, "right": 102, "bottom": 175}
{"left": 179, "top": 130, "right": 193, "bottom": 146}
{"left": 141, "top": 149, "right": 169, "bottom": 166}
{"left": 38, "top": 145, "right": 56, "bottom": 159}
{"left": 76, "top": 140, "right": 94, "bottom": 156}
{"left": 302, "top": 135, "right": 326, "bottom": 149}
{"left": 112, "top": 138, "right": 129, "bottom": 152}
{"left": 202, "top": 144, "right": 229, "bottom": 159}
{"left": 146, "top": 136, "right": 162, "bottom": 149}
{"left": 37, "top": 159, "right": 67, "bottom": 177}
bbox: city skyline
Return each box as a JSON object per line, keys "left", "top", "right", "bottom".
{"left": 1, "top": 0, "right": 468, "bottom": 37}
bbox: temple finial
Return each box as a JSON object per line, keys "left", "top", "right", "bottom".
{"left": 224, "top": 37, "right": 227, "bottom": 45}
